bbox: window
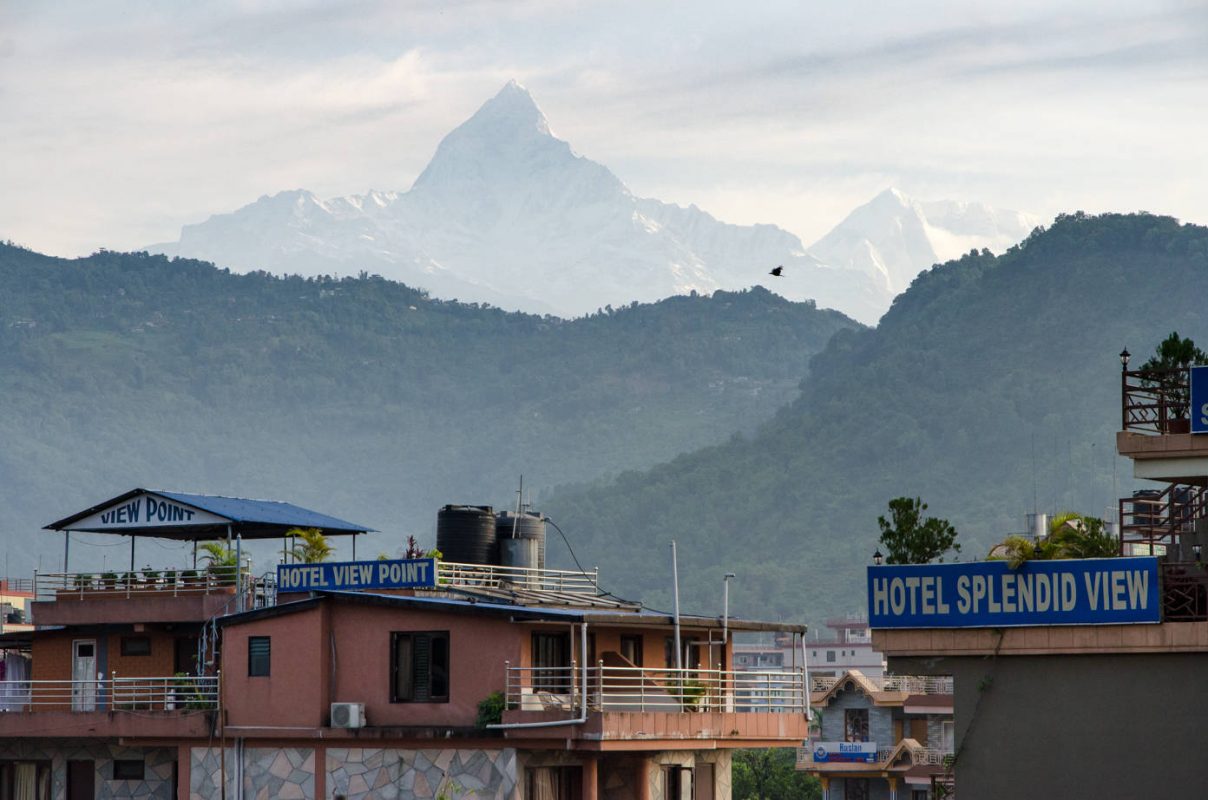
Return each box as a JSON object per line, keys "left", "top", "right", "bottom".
{"left": 844, "top": 708, "right": 869, "bottom": 742}
{"left": 0, "top": 761, "right": 52, "bottom": 799}
{"left": 120, "top": 636, "right": 151, "bottom": 657}
{"left": 663, "top": 637, "right": 701, "bottom": 669}
{"left": 826, "top": 650, "right": 836, "bottom": 663}
{"left": 112, "top": 760, "right": 144, "bottom": 780}
{"left": 524, "top": 766, "right": 581, "bottom": 800}
{"left": 248, "top": 636, "right": 270, "bottom": 677}
{"left": 941, "top": 720, "right": 955, "bottom": 752}
{"left": 392, "top": 631, "right": 449, "bottom": 702}
{"left": 912, "top": 791, "right": 930, "bottom": 800}
{"left": 531, "top": 632, "right": 571, "bottom": 694}
{"left": 662, "top": 766, "right": 693, "bottom": 800}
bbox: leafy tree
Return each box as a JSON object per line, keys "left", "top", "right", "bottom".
{"left": 988, "top": 512, "right": 1117, "bottom": 565}
{"left": 289, "top": 527, "right": 333, "bottom": 563}
{"left": 1139, "top": 332, "right": 1208, "bottom": 419}
{"left": 877, "top": 497, "right": 960, "bottom": 565}
{"left": 732, "top": 749, "right": 820, "bottom": 800}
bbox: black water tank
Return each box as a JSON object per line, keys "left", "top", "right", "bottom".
{"left": 437, "top": 505, "right": 497, "bottom": 565}
{"left": 496, "top": 511, "right": 547, "bottom": 571}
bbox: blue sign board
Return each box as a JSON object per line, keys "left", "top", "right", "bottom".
{"left": 868, "top": 557, "right": 1160, "bottom": 628}
{"left": 277, "top": 558, "right": 437, "bottom": 592}
{"left": 1191, "top": 365, "right": 1208, "bottom": 434}
{"left": 812, "top": 742, "right": 877, "bottom": 764}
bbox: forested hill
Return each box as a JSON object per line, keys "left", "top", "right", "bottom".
{"left": 542, "top": 213, "right": 1208, "bottom": 623}
{"left": 0, "top": 244, "right": 859, "bottom": 574}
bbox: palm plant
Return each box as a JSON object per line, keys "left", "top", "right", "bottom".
{"left": 288, "top": 527, "right": 333, "bottom": 564}
{"left": 199, "top": 542, "right": 240, "bottom": 585}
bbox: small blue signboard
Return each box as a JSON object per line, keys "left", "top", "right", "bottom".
{"left": 868, "top": 557, "right": 1160, "bottom": 629}
{"left": 1191, "top": 365, "right": 1208, "bottom": 434}
{"left": 812, "top": 742, "right": 877, "bottom": 764}
{"left": 277, "top": 558, "right": 437, "bottom": 592}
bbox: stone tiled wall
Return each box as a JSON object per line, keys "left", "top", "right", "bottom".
{"left": 326, "top": 747, "right": 518, "bottom": 800}
{"left": 190, "top": 747, "right": 315, "bottom": 800}
{"left": 0, "top": 740, "right": 175, "bottom": 800}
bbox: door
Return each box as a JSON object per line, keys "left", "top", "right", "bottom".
{"left": 67, "top": 760, "right": 95, "bottom": 800}
{"left": 695, "top": 763, "right": 714, "bottom": 800}
{"left": 910, "top": 717, "right": 929, "bottom": 746}
{"left": 620, "top": 635, "right": 643, "bottom": 667}
{"left": 531, "top": 633, "right": 571, "bottom": 694}
{"left": 71, "top": 640, "right": 97, "bottom": 712}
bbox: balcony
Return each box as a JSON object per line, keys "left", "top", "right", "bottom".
{"left": 30, "top": 566, "right": 273, "bottom": 625}
{"left": 810, "top": 674, "right": 953, "bottom": 695}
{"left": 500, "top": 664, "right": 810, "bottom": 745}
{"left": 0, "top": 675, "right": 218, "bottom": 738}
{"left": 1119, "top": 484, "right": 1207, "bottom": 554}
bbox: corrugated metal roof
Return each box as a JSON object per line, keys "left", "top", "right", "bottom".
{"left": 44, "top": 488, "right": 373, "bottom": 539}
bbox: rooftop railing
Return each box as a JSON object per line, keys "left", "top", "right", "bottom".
{"left": 0, "top": 674, "right": 218, "bottom": 712}
{"left": 34, "top": 565, "right": 250, "bottom": 602}
{"left": 1121, "top": 367, "right": 1192, "bottom": 434}
{"left": 505, "top": 663, "right": 808, "bottom": 713}
{"left": 810, "top": 674, "right": 954, "bottom": 695}
{"left": 435, "top": 562, "right": 601, "bottom": 595}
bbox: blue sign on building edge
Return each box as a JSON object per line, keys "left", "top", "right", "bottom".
{"left": 1190, "top": 364, "right": 1208, "bottom": 434}
{"left": 277, "top": 558, "right": 437, "bottom": 592}
{"left": 868, "top": 556, "right": 1160, "bottom": 629}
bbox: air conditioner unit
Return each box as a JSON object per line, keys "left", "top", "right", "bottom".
{"left": 331, "top": 702, "right": 366, "bottom": 729}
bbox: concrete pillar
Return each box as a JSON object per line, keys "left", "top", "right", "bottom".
{"left": 819, "top": 776, "right": 830, "bottom": 800}
{"left": 888, "top": 775, "right": 898, "bottom": 800}
{"left": 313, "top": 745, "right": 325, "bottom": 800}
{"left": 582, "top": 757, "right": 598, "bottom": 800}
{"left": 636, "top": 757, "right": 652, "bottom": 800}
{"left": 177, "top": 744, "right": 191, "bottom": 800}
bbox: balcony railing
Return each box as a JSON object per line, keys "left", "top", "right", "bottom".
{"left": 796, "top": 743, "right": 954, "bottom": 767}
{"left": 810, "top": 674, "right": 954, "bottom": 695}
{"left": 1122, "top": 367, "right": 1192, "bottom": 434}
{"left": 0, "top": 675, "right": 219, "bottom": 712}
{"left": 505, "top": 663, "right": 808, "bottom": 713}
{"left": 1119, "top": 485, "right": 1207, "bottom": 554}
{"left": 1161, "top": 562, "right": 1208, "bottom": 622}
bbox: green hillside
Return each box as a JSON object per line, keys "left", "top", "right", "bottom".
{"left": 542, "top": 213, "right": 1208, "bottom": 622}
{"left": 0, "top": 244, "right": 859, "bottom": 574}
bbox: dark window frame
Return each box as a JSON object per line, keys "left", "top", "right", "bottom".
{"left": 112, "top": 760, "right": 145, "bottom": 780}
{"left": 248, "top": 636, "right": 271, "bottom": 677}
{"left": 120, "top": 636, "right": 151, "bottom": 657}
{"left": 390, "top": 630, "right": 450, "bottom": 703}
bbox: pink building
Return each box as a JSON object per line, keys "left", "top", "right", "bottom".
{"left": 0, "top": 489, "right": 810, "bottom": 800}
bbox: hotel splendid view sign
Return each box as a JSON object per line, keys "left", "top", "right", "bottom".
{"left": 869, "top": 557, "right": 1160, "bottom": 628}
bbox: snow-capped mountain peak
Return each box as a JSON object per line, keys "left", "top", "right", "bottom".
{"left": 806, "top": 188, "right": 1041, "bottom": 294}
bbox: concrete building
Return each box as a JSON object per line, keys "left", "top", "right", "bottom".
{"left": 868, "top": 356, "right": 1208, "bottom": 799}
{"left": 735, "top": 619, "right": 885, "bottom": 680}
{"left": 795, "top": 671, "right": 953, "bottom": 800}
{"left": 0, "top": 488, "right": 810, "bottom": 799}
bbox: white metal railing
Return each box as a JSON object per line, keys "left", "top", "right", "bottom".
{"left": 34, "top": 565, "right": 251, "bottom": 602}
{"left": 809, "top": 674, "right": 953, "bottom": 695}
{"left": 0, "top": 674, "right": 218, "bottom": 712}
{"left": 436, "top": 562, "right": 600, "bottom": 595}
{"left": 914, "top": 747, "right": 956, "bottom": 765}
{"left": 505, "top": 663, "right": 808, "bottom": 713}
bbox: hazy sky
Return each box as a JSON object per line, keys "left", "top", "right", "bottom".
{"left": 2, "top": 0, "right": 1206, "bottom": 257}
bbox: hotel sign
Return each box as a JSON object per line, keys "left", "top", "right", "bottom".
{"left": 69, "top": 493, "right": 228, "bottom": 531}
{"left": 1191, "top": 365, "right": 1208, "bottom": 434}
{"left": 868, "top": 557, "right": 1160, "bottom": 628}
{"left": 277, "top": 558, "right": 437, "bottom": 592}
{"left": 811, "top": 742, "right": 877, "bottom": 763}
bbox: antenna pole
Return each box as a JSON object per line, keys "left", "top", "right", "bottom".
{"left": 671, "top": 541, "right": 682, "bottom": 673}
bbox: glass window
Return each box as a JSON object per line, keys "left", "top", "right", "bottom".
{"left": 844, "top": 778, "right": 870, "bottom": 800}
{"left": 248, "top": 636, "right": 270, "bottom": 677}
{"left": 120, "top": 637, "right": 151, "bottom": 657}
{"left": 845, "top": 708, "right": 870, "bottom": 742}
{"left": 391, "top": 631, "right": 450, "bottom": 702}
{"left": 112, "top": 760, "right": 144, "bottom": 780}
{"left": 0, "top": 761, "right": 52, "bottom": 800}
{"left": 524, "top": 766, "right": 582, "bottom": 800}
{"left": 826, "top": 650, "right": 836, "bottom": 662}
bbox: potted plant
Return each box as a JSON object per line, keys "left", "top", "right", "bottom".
{"left": 200, "top": 543, "right": 240, "bottom": 587}
{"left": 162, "top": 569, "right": 178, "bottom": 589}
{"left": 72, "top": 573, "right": 93, "bottom": 591}
{"left": 181, "top": 569, "right": 200, "bottom": 588}
{"left": 1139, "top": 332, "right": 1207, "bottom": 433}
{"left": 101, "top": 572, "right": 119, "bottom": 591}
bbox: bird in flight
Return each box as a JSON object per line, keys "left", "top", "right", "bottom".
{"left": 769, "top": 265, "right": 784, "bottom": 277}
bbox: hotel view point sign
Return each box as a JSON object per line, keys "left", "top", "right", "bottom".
{"left": 868, "top": 557, "right": 1160, "bottom": 628}
{"left": 277, "top": 558, "right": 437, "bottom": 592}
